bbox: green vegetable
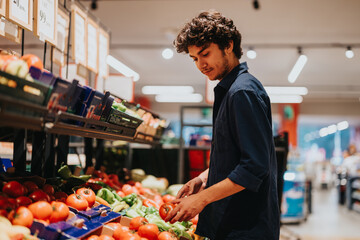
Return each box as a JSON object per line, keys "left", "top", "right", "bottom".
{"left": 112, "top": 190, "right": 122, "bottom": 202}
{"left": 112, "top": 201, "right": 129, "bottom": 212}
{"left": 145, "top": 206, "right": 158, "bottom": 215}
{"left": 122, "top": 193, "right": 138, "bottom": 206}
{"left": 97, "top": 188, "right": 117, "bottom": 205}
{"left": 145, "top": 214, "right": 172, "bottom": 231}
{"left": 126, "top": 208, "right": 141, "bottom": 218}
{"left": 94, "top": 181, "right": 114, "bottom": 191}
{"left": 58, "top": 165, "right": 73, "bottom": 180}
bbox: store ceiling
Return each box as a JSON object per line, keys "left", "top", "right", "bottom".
{"left": 82, "top": 0, "right": 360, "bottom": 104}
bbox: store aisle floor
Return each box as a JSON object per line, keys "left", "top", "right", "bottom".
{"left": 280, "top": 187, "right": 360, "bottom": 240}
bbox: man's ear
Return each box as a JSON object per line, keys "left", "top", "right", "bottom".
{"left": 226, "top": 41, "right": 234, "bottom": 55}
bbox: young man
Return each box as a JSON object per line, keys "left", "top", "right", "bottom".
{"left": 165, "top": 11, "right": 280, "bottom": 239}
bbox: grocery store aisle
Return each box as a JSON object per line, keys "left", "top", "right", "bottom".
{"left": 280, "top": 187, "right": 360, "bottom": 240}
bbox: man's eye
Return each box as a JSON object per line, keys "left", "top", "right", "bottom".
{"left": 203, "top": 53, "right": 209, "bottom": 56}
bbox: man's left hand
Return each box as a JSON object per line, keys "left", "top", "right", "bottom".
{"left": 164, "top": 194, "right": 207, "bottom": 224}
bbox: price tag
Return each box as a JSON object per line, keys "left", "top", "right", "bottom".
{"left": 87, "top": 18, "right": 98, "bottom": 73}
{"left": 34, "top": 0, "right": 57, "bottom": 45}
{"left": 0, "top": 0, "right": 6, "bottom": 17}
{"left": 71, "top": 5, "right": 87, "bottom": 67}
{"left": 0, "top": 16, "right": 21, "bottom": 43}
{"left": 56, "top": 8, "right": 69, "bottom": 53}
{"left": 98, "top": 29, "right": 109, "bottom": 79}
{"left": 6, "top": 0, "right": 33, "bottom": 31}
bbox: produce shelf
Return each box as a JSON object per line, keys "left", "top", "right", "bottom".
{"left": 0, "top": 95, "right": 47, "bottom": 131}
{"left": 0, "top": 94, "right": 160, "bottom": 145}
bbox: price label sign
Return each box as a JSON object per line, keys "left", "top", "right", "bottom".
{"left": 6, "top": 0, "right": 33, "bottom": 31}
{"left": 0, "top": 16, "right": 21, "bottom": 43}
{"left": 0, "top": 0, "right": 6, "bottom": 17}
{"left": 98, "top": 28, "right": 109, "bottom": 79}
{"left": 71, "top": 5, "right": 87, "bottom": 67}
{"left": 87, "top": 18, "right": 98, "bottom": 73}
{"left": 34, "top": 0, "right": 57, "bottom": 45}
{"left": 52, "top": 8, "right": 69, "bottom": 67}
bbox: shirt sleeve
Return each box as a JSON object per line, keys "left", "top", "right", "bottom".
{"left": 227, "top": 90, "right": 273, "bottom": 192}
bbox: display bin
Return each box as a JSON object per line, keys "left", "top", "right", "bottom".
{"left": 106, "top": 107, "right": 143, "bottom": 129}
{"left": 0, "top": 70, "right": 52, "bottom": 116}
{"left": 85, "top": 91, "right": 111, "bottom": 129}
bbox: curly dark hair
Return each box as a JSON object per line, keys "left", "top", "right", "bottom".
{"left": 174, "top": 10, "right": 243, "bottom": 59}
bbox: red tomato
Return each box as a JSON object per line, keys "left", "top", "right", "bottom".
{"left": 16, "top": 196, "right": 32, "bottom": 207}
{"left": 142, "top": 199, "right": 160, "bottom": 209}
{"left": 7, "top": 198, "right": 18, "bottom": 209}
{"left": 137, "top": 224, "right": 159, "bottom": 240}
{"left": 20, "top": 54, "right": 43, "bottom": 70}
{"left": 54, "top": 191, "right": 68, "bottom": 202}
{"left": 159, "top": 203, "right": 176, "bottom": 221}
{"left": 11, "top": 206, "right": 33, "bottom": 227}
{"left": 28, "top": 201, "right": 53, "bottom": 220}
{"left": 49, "top": 201, "right": 69, "bottom": 223}
{"left": 66, "top": 194, "right": 88, "bottom": 211}
{"left": 153, "top": 194, "right": 164, "bottom": 206}
{"left": 162, "top": 194, "right": 176, "bottom": 203}
{"left": 23, "top": 181, "right": 39, "bottom": 194}
{"left": 87, "top": 236, "right": 99, "bottom": 240}
{"left": 129, "top": 216, "right": 148, "bottom": 231}
{"left": 0, "top": 196, "right": 16, "bottom": 212}
{"left": 139, "top": 187, "right": 152, "bottom": 195}
{"left": 114, "top": 231, "right": 140, "bottom": 240}
{"left": 2, "top": 181, "right": 25, "bottom": 198}
{"left": 42, "top": 184, "right": 55, "bottom": 196}
{"left": 122, "top": 184, "right": 133, "bottom": 196}
{"left": 76, "top": 188, "right": 96, "bottom": 207}
{"left": 29, "top": 190, "right": 50, "bottom": 202}
{"left": 106, "top": 222, "right": 122, "bottom": 230}
{"left": 116, "top": 191, "right": 125, "bottom": 198}
{"left": 158, "top": 231, "right": 177, "bottom": 240}
{"left": 134, "top": 182, "right": 142, "bottom": 190}
{"left": 98, "top": 236, "right": 114, "bottom": 240}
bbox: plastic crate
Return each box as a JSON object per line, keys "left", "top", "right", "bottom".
{"left": 106, "top": 108, "right": 143, "bottom": 129}
{"left": 0, "top": 70, "right": 52, "bottom": 116}
{"left": 47, "top": 78, "right": 80, "bottom": 113}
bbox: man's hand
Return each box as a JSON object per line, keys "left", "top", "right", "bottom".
{"left": 176, "top": 176, "right": 206, "bottom": 199}
{"left": 164, "top": 194, "right": 207, "bottom": 224}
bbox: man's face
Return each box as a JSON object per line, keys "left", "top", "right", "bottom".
{"left": 188, "top": 43, "right": 232, "bottom": 81}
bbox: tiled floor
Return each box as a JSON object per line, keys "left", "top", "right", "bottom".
{"left": 280, "top": 187, "right": 360, "bottom": 240}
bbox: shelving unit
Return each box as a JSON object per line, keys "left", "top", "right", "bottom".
{"left": 178, "top": 105, "right": 212, "bottom": 183}
{"left": 347, "top": 176, "right": 360, "bottom": 212}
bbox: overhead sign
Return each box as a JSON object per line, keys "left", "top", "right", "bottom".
{"left": 6, "top": 0, "right": 33, "bottom": 31}
{"left": 71, "top": 5, "right": 87, "bottom": 66}
{"left": 105, "top": 74, "right": 134, "bottom": 102}
{"left": 34, "top": 0, "right": 57, "bottom": 45}
{"left": 52, "top": 8, "right": 69, "bottom": 67}
{"left": 87, "top": 18, "right": 99, "bottom": 73}
{"left": 0, "top": 0, "right": 5, "bottom": 17}
{"left": 98, "top": 28, "right": 109, "bottom": 79}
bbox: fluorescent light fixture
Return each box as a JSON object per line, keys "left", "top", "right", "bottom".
{"left": 162, "top": 48, "right": 174, "bottom": 59}
{"left": 327, "top": 124, "right": 337, "bottom": 135}
{"left": 268, "top": 95, "right": 303, "bottom": 103}
{"left": 265, "top": 86, "right": 308, "bottom": 95}
{"left": 319, "top": 127, "right": 329, "bottom": 137}
{"left": 106, "top": 55, "right": 140, "bottom": 81}
{"left": 247, "top": 49, "right": 257, "bottom": 59}
{"left": 284, "top": 172, "right": 296, "bottom": 181}
{"left": 155, "top": 93, "right": 203, "bottom": 103}
{"left": 337, "top": 121, "right": 349, "bottom": 131}
{"left": 345, "top": 46, "right": 354, "bottom": 59}
{"left": 288, "top": 51, "right": 307, "bottom": 83}
{"left": 142, "top": 86, "right": 194, "bottom": 95}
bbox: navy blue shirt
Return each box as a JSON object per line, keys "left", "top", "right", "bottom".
{"left": 195, "top": 63, "right": 280, "bottom": 240}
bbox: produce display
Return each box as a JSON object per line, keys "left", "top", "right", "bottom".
{"left": 0, "top": 165, "right": 200, "bottom": 240}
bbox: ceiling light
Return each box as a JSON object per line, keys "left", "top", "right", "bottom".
{"left": 265, "top": 86, "right": 308, "bottom": 95}
{"left": 327, "top": 124, "right": 337, "bottom": 135}
{"left": 142, "top": 86, "right": 194, "bottom": 95}
{"left": 106, "top": 55, "right": 140, "bottom": 81}
{"left": 268, "top": 95, "right": 303, "bottom": 103}
{"left": 288, "top": 47, "right": 307, "bottom": 83}
{"left": 345, "top": 46, "right": 354, "bottom": 59}
{"left": 246, "top": 48, "right": 257, "bottom": 59}
{"left": 284, "top": 172, "right": 295, "bottom": 181}
{"left": 162, "top": 48, "right": 174, "bottom": 59}
{"left": 155, "top": 93, "right": 203, "bottom": 103}
{"left": 319, "top": 127, "right": 329, "bottom": 137}
{"left": 337, "top": 121, "right": 349, "bottom": 131}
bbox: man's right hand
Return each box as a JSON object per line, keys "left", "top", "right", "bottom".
{"left": 176, "top": 176, "right": 206, "bottom": 199}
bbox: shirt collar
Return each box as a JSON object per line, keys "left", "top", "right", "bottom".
{"left": 217, "top": 62, "right": 249, "bottom": 91}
